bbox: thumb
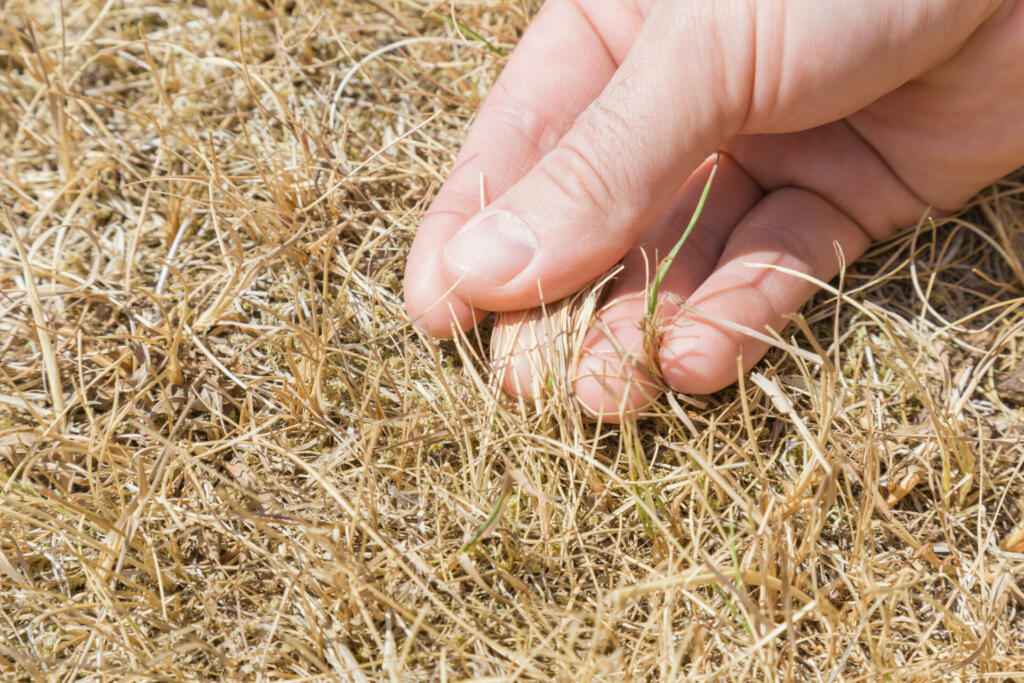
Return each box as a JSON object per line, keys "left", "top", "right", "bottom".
{"left": 441, "top": 1, "right": 752, "bottom": 311}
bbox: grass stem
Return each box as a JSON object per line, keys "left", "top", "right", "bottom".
{"left": 647, "top": 155, "right": 720, "bottom": 321}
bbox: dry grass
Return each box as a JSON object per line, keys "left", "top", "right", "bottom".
{"left": 2, "top": 1, "right": 1024, "bottom": 680}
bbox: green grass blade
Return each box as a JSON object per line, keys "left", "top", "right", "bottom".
{"left": 395, "top": 0, "right": 504, "bottom": 55}
{"left": 460, "top": 475, "right": 513, "bottom": 552}
{"left": 431, "top": 12, "right": 504, "bottom": 55}
{"left": 647, "top": 155, "right": 720, "bottom": 320}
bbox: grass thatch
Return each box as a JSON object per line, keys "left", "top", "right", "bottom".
{"left": 2, "top": 1, "right": 1024, "bottom": 679}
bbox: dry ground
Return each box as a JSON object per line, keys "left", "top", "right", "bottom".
{"left": 2, "top": 0, "right": 1024, "bottom": 680}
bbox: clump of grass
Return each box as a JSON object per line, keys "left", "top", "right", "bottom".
{"left": 1, "top": 1, "right": 1024, "bottom": 680}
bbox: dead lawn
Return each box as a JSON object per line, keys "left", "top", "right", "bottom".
{"left": 1, "top": 0, "right": 1024, "bottom": 680}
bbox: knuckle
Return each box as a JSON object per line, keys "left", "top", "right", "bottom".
{"left": 541, "top": 99, "right": 644, "bottom": 211}
{"left": 481, "top": 99, "right": 562, "bottom": 157}
{"left": 538, "top": 140, "right": 618, "bottom": 214}
{"left": 584, "top": 70, "right": 648, "bottom": 143}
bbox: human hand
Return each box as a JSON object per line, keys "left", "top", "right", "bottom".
{"left": 403, "top": 0, "right": 1024, "bottom": 421}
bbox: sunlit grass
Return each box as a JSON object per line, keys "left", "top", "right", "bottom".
{"left": 1, "top": 1, "right": 1023, "bottom": 680}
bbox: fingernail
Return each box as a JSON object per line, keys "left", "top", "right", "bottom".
{"left": 443, "top": 210, "right": 536, "bottom": 286}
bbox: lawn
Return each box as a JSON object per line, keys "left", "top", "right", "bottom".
{"left": 1, "top": 0, "right": 1023, "bottom": 679}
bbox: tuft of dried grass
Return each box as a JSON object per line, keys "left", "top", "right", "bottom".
{"left": 1, "top": 1, "right": 1023, "bottom": 680}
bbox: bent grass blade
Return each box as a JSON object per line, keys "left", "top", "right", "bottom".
{"left": 460, "top": 473, "right": 514, "bottom": 552}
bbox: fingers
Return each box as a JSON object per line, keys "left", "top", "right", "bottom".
{"left": 490, "top": 155, "right": 764, "bottom": 417}
{"left": 572, "top": 156, "right": 763, "bottom": 420}
{"left": 403, "top": 0, "right": 647, "bottom": 336}
{"left": 488, "top": 121, "right": 932, "bottom": 415}
{"left": 659, "top": 188, "right": 872, "bottom": 395}
{"left": 498, "top": 184, "right": 873, "bottom": 421}
{"left": 441, "top": 1, "right": 755, "bottom": 312}
{"left": 491, "top": 309, "right": 553, "bottom": 398}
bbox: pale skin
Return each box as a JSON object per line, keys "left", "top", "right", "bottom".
{"left": 403, "top": 0, "right": 1024, "bottom": 422}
